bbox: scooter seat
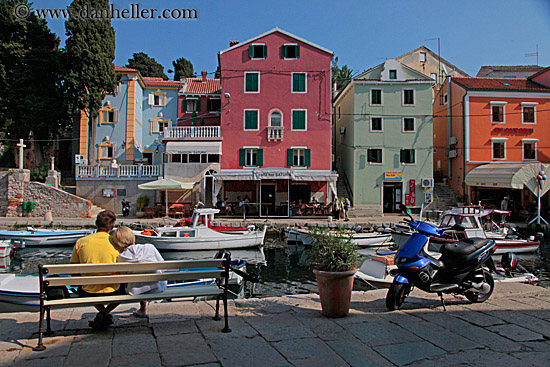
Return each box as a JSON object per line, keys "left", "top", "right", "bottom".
{"left": 440, "top": 238, "right": 490, "bottom": 257}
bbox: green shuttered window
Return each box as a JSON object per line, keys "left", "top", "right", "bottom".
{"left": 249, "top": 44, "right": 267, "bottom": 59}
{"left": 292, "top": 73, "right": 306, "bottom": 92}
{"left": 292, "top": 110, "right": 306, "bottom": 130}
{"left": 244, "top": 110, "right": 258, "bottom": 130}
{"left": 245, "top": 73, "right": 259, "bottom": 92}
{"left": 400, "top": 149, "right": 415, "bottom": 164}
{"left": 287, "top": 148, "right": 310, "bottom": 167}
{"left": 240, "top": 148, "right": 262, "bottom": 167}
{"left": 282, "top": 44, "right": 300, "bottom": 59}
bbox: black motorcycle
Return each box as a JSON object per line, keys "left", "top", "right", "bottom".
{"left": 122, "top": 200, "right": 130, "bottom": 217}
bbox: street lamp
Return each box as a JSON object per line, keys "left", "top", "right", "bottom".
{"left": 529, "top": 163, "right": 548, "bottom": 225}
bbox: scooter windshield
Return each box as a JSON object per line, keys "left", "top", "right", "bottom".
{"left": 410, "top": 220, "right": 443, "bottom": 237}
{"left": 397, "top": 232, "right": 428, "bottom": 259}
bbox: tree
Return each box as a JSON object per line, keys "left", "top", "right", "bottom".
{"left": 172, "top": 57, "right": 194, "bottom": 81}
{"left": 0, "top": 0, "right": 71, "bottom": 167}
{"left": 331, "top": 57, "right": 352, "bottom": 92}
{"left": 64, "top": 0, "right": 117, "bottom": 164}
{"left": 127, "top": 52, "right": 167, "bottom": 80}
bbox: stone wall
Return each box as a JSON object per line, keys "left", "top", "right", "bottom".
{"left": 25, "top": 181, "right": 91, "bottom": 218}
{"left": 0, "top": 169, "right": 90, "bottom": 218}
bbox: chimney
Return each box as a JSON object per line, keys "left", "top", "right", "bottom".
{"left": 229, "top": 40, "right": 239, "bottom": 47}
{"left": 201, "top": 70, "right": 207, "bottom": 83}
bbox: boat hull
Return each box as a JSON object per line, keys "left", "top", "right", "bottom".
{"left": 285, "top": 228, "right": 392, "bottom": 249}
{"left": 135, "top": 226, "right": 266, "bottom": 251}
{"left": 0, "top": 230, "right": 92, "bottom": 246}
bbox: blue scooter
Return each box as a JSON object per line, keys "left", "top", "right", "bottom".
{"left": 386, "top": 204, "right": 497, "bottom": 311}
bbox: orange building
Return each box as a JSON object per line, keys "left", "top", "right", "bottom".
{"left": 433, "top": 67, "right": 550, "bottom": 214}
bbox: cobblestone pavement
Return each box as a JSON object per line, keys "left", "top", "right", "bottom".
{"left": 2, "top": 282, "right": 550, "bottom": 366}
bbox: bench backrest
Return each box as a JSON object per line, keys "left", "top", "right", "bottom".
{"left": 40, "top": 259, "right": 228, "bottom": 288}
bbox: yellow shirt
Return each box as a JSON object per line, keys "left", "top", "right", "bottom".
{"left": 70, "top": 232, "right": 120, "bottom": 293}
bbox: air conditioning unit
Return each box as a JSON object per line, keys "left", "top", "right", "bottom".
{"left": 422, "top": 178, "right": 434, "bottom": 188}
{"left": 449, "top": 136, "right": 458, "bottom": 145}
{"left": 74, "top": 154, "right": 84, "bottom": 164}
{"left": 448, "top": 150, "right": 458, "bottom": 159}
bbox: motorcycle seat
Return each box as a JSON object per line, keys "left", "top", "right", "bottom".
{"left": 440, "top": 238, "right": 490, "bottom": 257}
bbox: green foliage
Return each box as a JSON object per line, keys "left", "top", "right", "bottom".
{"left": 136, "top": 195, "right": 150, "bottom": 211}
{"left": 308, "top": 227, "right": 359, "bottom": 272}
{"left": 331, "top": 57, "right": 352, "bottom": 91}
{"left": 127, "top": 52, "right": 167, "bottom": 80}
{"left": 30, "top": 164, "right": 49, "bottom": 182}
{"left": 172, "top": 57, "right": 194, "bottom": 81}
{"left": 0, "top": 0, "right": 71, "bottom": 165}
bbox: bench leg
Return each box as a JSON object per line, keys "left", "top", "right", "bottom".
{"left": 213, "top": 295, "right": 221, "bottom": 321}
{"left": 221, "top": 292, "right": 231, "bottom": 333}
{"left": 45, "top": 307, "right": 53, "bottom": 336}
{"left": 33, "top": 306, "right": 46, "bottom": 351}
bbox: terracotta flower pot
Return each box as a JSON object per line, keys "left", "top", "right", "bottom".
{"left": 313, "top": 268, "right": 357, "bottom": 318}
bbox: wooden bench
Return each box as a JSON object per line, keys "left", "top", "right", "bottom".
{"left": 33, "top": 256, "right": 233, "bottom": 351}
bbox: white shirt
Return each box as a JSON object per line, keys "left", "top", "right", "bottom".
{"left": 500, "top": 199, "right": 508, "bottom": 211}
{"left": 119, "top": 244, "right": 167, "bottom": 296}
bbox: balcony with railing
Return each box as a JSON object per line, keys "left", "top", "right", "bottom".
{"left": 164, "top": 126, "right": 221, "bottom": 140}
{"left": 76, "top": 164, "right": 163, "bottom": 179}
{"left": 267, "top": 126, "right": 284, "bottom": 141}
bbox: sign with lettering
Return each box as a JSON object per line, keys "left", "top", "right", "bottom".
{"left": 405, "top": 193, "right": 410, "bottom": 206}
{"left": 384, "top": 172, "right": 402, "bottom": 181}
{"left": 409, "top": 180, "right": 416, "bottom": 206}
{"left": 494, "top": 127, "right": 534, "bottom": 134}
{"left": 254, "top": 169, "right": 294, "bottom": 180}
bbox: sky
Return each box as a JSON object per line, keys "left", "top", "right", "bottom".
{"left": 39, "top": 0, "right": 550, "bottom": 78}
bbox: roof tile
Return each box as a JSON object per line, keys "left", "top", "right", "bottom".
{"left": 453, "top": 77, "right": 550, "bottom": 92}
{"left": 181, "top": 78, "right": 221, "bottom": 94}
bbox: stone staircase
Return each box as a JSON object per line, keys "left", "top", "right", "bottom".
{"left": 423, "top": 180, "right": 458, "bottom": 220}
{"left": 336, "top": 174, "right": 351, "bottom": 201}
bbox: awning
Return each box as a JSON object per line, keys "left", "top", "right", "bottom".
{"left": 165, "top": 141, "right": 222, "bottom": 154}
{"left": 213, "top": 169, "right": 338, "bottom": 182}
{"left": 465, "top": 163, "right": 550, "bottom": 196}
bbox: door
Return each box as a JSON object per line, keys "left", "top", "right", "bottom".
{"left": 260, "top": 184, "right": 276, "bottom": 216}
{"left": 204, "top": 176, "right": 213, "bottom": 206}
{"left": 383, "top": 182, "right": 402, "bottom": 213}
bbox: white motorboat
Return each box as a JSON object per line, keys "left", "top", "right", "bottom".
{"left": 0, "top": 228, "right": 93, "bottom": 247}
{"left": 391, "top": 206, "right": 541, "bottom": 255}
{"left": 134, "top": 209, "right": 266, "bottom": 251}
{"left": 284, "top": 227, "right": 392, "bottom": 250}
{"left": 355, "top": 250, "right": 539, "bottom": 289}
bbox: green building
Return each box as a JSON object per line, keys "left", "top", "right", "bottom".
{"left": 334, "top": 59, "right": 434, "bottom": 214}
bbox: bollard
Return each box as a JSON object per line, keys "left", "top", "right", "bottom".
{"left": 44, "top": 210, "right": 52, "bottom": 222}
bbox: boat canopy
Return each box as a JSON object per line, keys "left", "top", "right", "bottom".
{"left": 465, "top": 163, "right": 550, "bottom": 195}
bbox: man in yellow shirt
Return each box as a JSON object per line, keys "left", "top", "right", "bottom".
{"left": 70, "top": 210, "right": 121, "bottom": 330}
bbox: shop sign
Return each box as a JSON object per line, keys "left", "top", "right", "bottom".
{"left": 254, "top": 168, "right": 294, "bottom": 180}
{"left": 405, "top": 193, "right": 410, "bottom": 205}
{"left": 493, "top": 127, "right": 534, "bottom": 134}
{"left": 384, "top": 172, "right": 402, "bottom": 181}
{"left": 409, "top": 179, "right": 416, "bottom": 206}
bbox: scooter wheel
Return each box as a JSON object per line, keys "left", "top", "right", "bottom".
{"left": 386, "top": 282, "right": 411, "bottom": 311}
{"left": 465, "top": 270, "right": 494, "bottom": 303}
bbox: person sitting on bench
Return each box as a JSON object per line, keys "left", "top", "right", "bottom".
{"left": 111, "top": 226, "right": 167, "bottom": 318}
{"left": 70, "top": 210, "right": 124, "bottom": 330}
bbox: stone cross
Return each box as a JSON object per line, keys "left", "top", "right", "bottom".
{"left": 16, "top": 139, "right": 25, "bottom": 170}
{"left": 50, "top": 156, "right": 55, "bottom": 171}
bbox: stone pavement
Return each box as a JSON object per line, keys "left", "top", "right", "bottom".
{"left": 2, "top": 282, "right": 550, "bottom": 366}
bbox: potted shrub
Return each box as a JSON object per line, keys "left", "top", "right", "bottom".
{"left": 136, "top": 195, "right": 150, "bottom": 218}
{"left": 309, "top": 227, "right": 360, "bottom": 318}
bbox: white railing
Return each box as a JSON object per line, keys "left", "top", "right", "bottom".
{"left": 267, "top": 126, "right": 284, "bottom": 141}
{"left": 165, "top": 126, "right": 221, "bottom": 139}
{"left": 76, "top": 165, "right": 163, "bottom": 178}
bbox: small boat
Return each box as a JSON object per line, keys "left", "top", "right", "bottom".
{"left": 134, "top": 209, "right": 266, "bottom": 251}
{"left": 355, "top": 250, "right": 539, "bottom": 289}
{"left": 284, "top": 227, "right": 392, "bottom": 250}
{"left": 391, "top": 206, "right": 541, "bottom": 254}
{"left": 0, "top": 228, "right": 93, "bottom": 247}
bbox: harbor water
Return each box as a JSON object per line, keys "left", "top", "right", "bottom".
{"left": 3, "top": 233, "right": 550, "bottom": 298}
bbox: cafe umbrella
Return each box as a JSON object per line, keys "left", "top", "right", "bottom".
{"left": 138, "top": 178, "right": 195, "bottom": 217}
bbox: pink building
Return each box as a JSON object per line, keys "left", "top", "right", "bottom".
{"left": 214, "top": 28, "right": 337, "bottom": 216}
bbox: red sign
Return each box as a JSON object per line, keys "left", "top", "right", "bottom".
{"left": 405, "top": 194, "right": 410, "bottom": 206}
{"left": 409, "top": 180, "right": 416, "bottom": 206}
